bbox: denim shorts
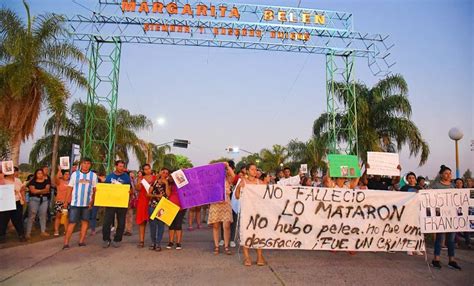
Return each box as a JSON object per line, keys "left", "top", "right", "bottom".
{"left": 69, "top": 206, "right": 91, "bottom": 224}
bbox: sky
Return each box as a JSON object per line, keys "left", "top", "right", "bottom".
{"left": 4, "top": 0, "right": 474, "bottom": 178}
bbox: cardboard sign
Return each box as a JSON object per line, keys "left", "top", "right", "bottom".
{"left": 300, "top": 164, "right": 308, "bottom": 174}
{"left": 240, "top": 185, "right": 424, "bottom": 252}
{"left": 0, "top": 185, "right": 16, "bottom": 211}
{"left": 59, "top": 156, "right": 70, "bottom": 170}
{"left": 177, "top": 163, "right": 226, "bottom": 209}
{"left": 150, "top": 197, "right": 180, "bottom": 226}
{"left": 94, "top": 183, "right": 130, "bottom": 208}
{"left": 419, "top": 189, "right": 474, "bottom": 233}
{"left": 327, "top": 154, "right": 361, "bottom": 178}
{"left": 1, "top": 161, "right": 14, "bottom": 175}
{"left": 367, "top": 152, "right": 400, "bottom": 177}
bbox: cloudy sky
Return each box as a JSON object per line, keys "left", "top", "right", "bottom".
{"left": 5, "top": 0, "right": 473, "bottom": 178}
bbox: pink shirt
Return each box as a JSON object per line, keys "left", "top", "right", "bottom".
{"left": 168, "top": 184, "right": 181, "bottom": 209}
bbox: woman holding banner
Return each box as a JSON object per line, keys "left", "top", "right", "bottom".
{"left": 430, "top": 165, "right": 461, "bottom": 270}
{"left": 135, "top": 164, "right": 156, "bottom": 248}
{"left": 236, "top": 163, "right": 266, "bottom": 266}
{"left": 208, "top": 162, "right": 235, "bottom": 256}
{"left": 166, "top": 175, "right": 186, "bottom": 250}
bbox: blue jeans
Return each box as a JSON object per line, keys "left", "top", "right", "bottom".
{"left": 434, "top": 233, "right": 455, "bottom": 257}
{"left": 149, "top": 207, "right": 164, "bottom": 245}
{"left": 26, "top": 197, "right": 49, "bottom": 235}
{"left": 89, "top": 206, "right": 99, "bottom": 231}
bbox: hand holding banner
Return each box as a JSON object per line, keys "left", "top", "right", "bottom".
{"left": 94, "top": 183, "right": 130, "bottom": 208}
{"left": 150, "top": 197, "right": 180, "bottom": 226}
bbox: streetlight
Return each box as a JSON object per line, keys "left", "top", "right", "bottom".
{"left": 225, "top": 146, "right": 255, "bottom": 155}
{"left": 448, "top": 127, "right": 463, "bottom": 178}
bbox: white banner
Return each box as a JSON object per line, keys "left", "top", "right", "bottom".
{"left": 240, "top": 185, "right": 424, "bottom": 252}
{"left": 367, "top": 152, "right": 400, "bottom": 177}
{"left": 419, "top": 188, "right": 474, "bottom": 233}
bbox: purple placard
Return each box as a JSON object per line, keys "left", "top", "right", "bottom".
{"left": 177, "top": 163, "right": 226, "bottom": 209}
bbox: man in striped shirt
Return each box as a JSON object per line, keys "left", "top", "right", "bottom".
{"left": 63, "top": 157, "right": 98, "bottom": 249}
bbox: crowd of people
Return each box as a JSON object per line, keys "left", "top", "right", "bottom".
{"left": 0, "top": 158, "right": 473, "bottom": 269}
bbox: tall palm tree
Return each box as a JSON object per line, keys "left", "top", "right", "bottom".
{"left": 287, "top": 137, "right": 327, "bottom": 173}
{"left": 313, "top": 74, "right": 429, "bottom": 165}
{"left": 29, "top": 101, "right": 151, "bottom": 172}
{"left": 0, "top": 2, "right": 87, "bottom": 165}
{"left": 260, "top": 144, "right": 288, "bottom": 173}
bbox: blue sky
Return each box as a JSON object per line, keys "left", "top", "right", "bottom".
{"left": 5, "top": 0, "right": 473, "bottom": 178}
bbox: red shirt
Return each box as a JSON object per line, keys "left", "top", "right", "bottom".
{"left": 168, "top": 184, "right": 181, "bottom": 209}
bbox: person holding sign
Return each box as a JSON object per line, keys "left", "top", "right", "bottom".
{"left": 399, "top": 172, "right": 423, "bottom": 256}
{"left": 166, "top": 176, "right": 186, "bottom": 250}
{"left": 135, "top": 165, "right": 156, "bottom": 248}
{"left": 63, "top": 158, "right": 98, "bottom": 249}
{"left": 235, "top": 163, "right": 266, "bottom": 266}
{"left": 53, "top": 169, "right": 71, "bottom": 236}
{"left": 0, "top": 167, "right": 26, "bottom": 243}
{"left": 102, "top": 160, "right": 132, "bottom": 248}
{"left": 209, "top": 162, "right": 235, "bottom": 256}
{"left": 147, "top": 168, "right": 170, "bottom": 251}
{"left": 430, "top": 165, "right": 461, "bottom": 270}
{"left": 26, "top": 169, "right": 51, "bottom": 239}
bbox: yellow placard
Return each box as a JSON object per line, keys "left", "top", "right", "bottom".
{"left": 94, "top": 183, "right": 130, "bottom": 208}
{"left": 150, "top": 197, "right": 180, "bottom": 226}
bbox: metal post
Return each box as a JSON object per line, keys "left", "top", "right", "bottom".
{"left": 83, "top": 37, "right": 122, "bottom": 173}
{"left": 455, "top": 140, "right": 460, "bottom": 178}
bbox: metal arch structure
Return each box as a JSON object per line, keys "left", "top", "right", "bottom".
{"left": 63, "top": 0, "right": 395, "bottom": 171}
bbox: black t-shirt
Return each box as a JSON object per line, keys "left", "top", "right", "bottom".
{"left": 28, "top": 180, "right": 51, "bottom": 199}
{"left": 400, "top": 185, "right": 422, "bottom": 192}
{"left": 367, "top": 179, "right": 389, "bottom": 190}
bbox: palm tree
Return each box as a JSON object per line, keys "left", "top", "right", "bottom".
{"left": 29, "top": 101, "right": 151, "bottom": 172}
{"left": 140, "top": 143, "right": 177, "bottom": 171}
{"left": 260, "top": 144, "right": 288, "bottom": 173}
{"left": 0, "top": 2, "right": 87, "bottom": 165}
{"left": 287, "top": 137, "right": 327, "bottom": 173}
{"left": 0, "top": 127, "right": 11, "bottom": 161}
{"left": 313, "top": 74, "right": 429, "bottom": 165}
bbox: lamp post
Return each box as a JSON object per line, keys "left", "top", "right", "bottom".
{"left": 448, "top": 128, "right": 463, "bottom": 179}
{"left": 225, "top": 146, "right": 255, "bottom": 155}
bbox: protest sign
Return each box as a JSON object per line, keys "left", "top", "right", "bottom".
{"left": 0, "top": 185, "right": 16, "bottom": 211}
{"left": 150, "top": 197, "right": 180, "bottom": 226}
{"left": 327, "top": 154, "right": 361, "bottom": 178}
{"left": 94, "top": 183, "right": 130, "bottom": 208}
{"left": 300, "top": 164, "right": 308, "bottom": 174}
{"left": 419, "top": 189, "right": 474, "bottom": 233}
{"left": 1, "top": 161, "right": 14, "bottom": 175}
{"left": 177, "top": 163, "right": 226, "bottom": 209}
{"left": 59, "top": 156, "right": 70, "bottom": 170}
{"left": 171, "top": 169, "right": 189, "bottom": 188}
{"left": 277, "top": 175, "right": 301, "bottom": 186}
{"left": 141, "top": 178, "right": 151, "bottom": 193}
{"left": 367, "top": 152, "right": 400, "bottom": 177}
{"left": 240, "top": 185, "right": 424, "bottom": 252}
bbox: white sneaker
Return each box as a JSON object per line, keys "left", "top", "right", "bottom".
{"left": 230, "top": 241, "right": 236, "bottom": 248}
{"left": 219, "top": 240, "right": 224, "bottom": 246}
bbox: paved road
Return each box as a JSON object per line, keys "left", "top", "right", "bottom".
{"left": 1, "top": 227, "right": 473, "bottom": 285}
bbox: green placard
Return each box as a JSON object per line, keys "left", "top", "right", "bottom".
{"left": 327, "top": 154, "right": 361, "bottom": 178}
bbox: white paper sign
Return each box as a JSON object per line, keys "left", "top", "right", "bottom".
{"left": 1, "top": 161, "right": 14, "bottom": 175}
{"left": 367, "top": 152, "right": 400, "bottom": 177}
{"left": 171, "top": 170, "right": 189, "bottom": 189}
{"left": 277, "top": 175, "right": 300, "bottom": 186}
{"left": 0, "top": 184, "right": 16, "bottom": 211}
{"left": 59, "top": 156, "right": 70, "bottom": 170}
{"left": 300, "top": 164, "right": 308, "bottom": 174}
{"left": 240, "top": 185, "right": 424, "bottom": 252}
{"left": 418, "top": 189, "right": 474, "bottom": 233}
{"left": 141, "top": 178, "right": 151, "bottom": 193}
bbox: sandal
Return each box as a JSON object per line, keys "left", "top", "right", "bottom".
{"left": 257, "top": 258, "right": 267, "bottom": 266}
{"left": 137, "top": 241, "right": 144, "bottom": 248}
{"left": 224, "top": 247, "right": 232, "bottom": 255}
{"left": 243, "top": 256, "right": 252, "bottom": 266}
{"left": 213, "top": 246, "right": 220, "bottom": 255}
